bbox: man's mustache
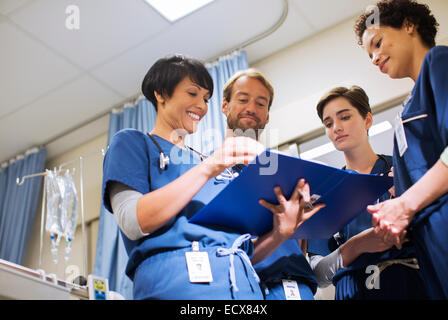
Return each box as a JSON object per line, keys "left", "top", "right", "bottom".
{"left": 238, "top": 113, "right": 260, "bottom": 123}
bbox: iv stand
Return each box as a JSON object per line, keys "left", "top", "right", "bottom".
{"left": 16, "top": 148, "right": 105, "bottom": 279}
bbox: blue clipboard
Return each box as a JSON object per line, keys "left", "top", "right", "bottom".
{"left": 189, "top": 150, "right": 393, "bottom": 239}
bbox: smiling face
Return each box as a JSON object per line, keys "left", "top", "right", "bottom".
{"left": 322, "top": 97, "right": 372, "bottom": 152}
{"left": 222, "top": 76, "right": 270, "bottom": 133}
{"left": 155, "top": 76, "right": 210, "bottom": 134}
{"left": 362, "top": 24, "right": 416, "bottom": 79}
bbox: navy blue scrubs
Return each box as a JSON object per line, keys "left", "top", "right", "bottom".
{"left": 254, "top": 239, "right": 317, "bottom": 300}
{"left": 102, "top": 129, "right": 263, "bottom": 300}
{"left": 229, "top": 165, "right": 317, "bottom": 300}
{"left": 393, "top": 46, "right": 448, "bottom": 299}
{"left": 308, "top": 155, "right": 427, "bottom": 300}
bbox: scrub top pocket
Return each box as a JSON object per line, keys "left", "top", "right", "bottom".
{"left": 400, "top": 110, "right": 440, "bottom": 173}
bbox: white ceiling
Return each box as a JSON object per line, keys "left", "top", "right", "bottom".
{"left": 0, "top": 0, "right": 374, "bottom": 163}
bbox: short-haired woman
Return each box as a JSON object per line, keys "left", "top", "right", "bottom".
{"left": 307, "top": 85, "right": 427, "bottom": 299}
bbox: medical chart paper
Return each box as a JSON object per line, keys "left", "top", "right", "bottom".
{"left": 189, "top": 150, "right": 393, "bottom": 239}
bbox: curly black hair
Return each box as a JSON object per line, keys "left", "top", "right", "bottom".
{"left": 354, "top": 0, "right": 439, "bottom": 48}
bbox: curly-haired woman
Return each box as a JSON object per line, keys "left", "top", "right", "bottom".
{"left": 354, "top": 0, "right": 448, "bottom": 299}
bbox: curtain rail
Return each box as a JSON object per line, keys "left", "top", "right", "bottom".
{"left": 206, "top": 0, "right": 289, "bottom": 63}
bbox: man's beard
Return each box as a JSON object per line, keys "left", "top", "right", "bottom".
{"left": 227, "top": 115, "right": 266, "bottom": 140}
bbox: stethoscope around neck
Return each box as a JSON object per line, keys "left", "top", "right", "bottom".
{"left": 147, "top": 133, "right": 238, "bottom": 181}
{"left": 341, "top": 154, "right": 392, "bottom": 175}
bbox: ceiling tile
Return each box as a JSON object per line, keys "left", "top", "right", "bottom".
{"left": 291, "top": 0, "right": 375, "bottom": 31}
{"left": 0, "top": 21, "right": 81, "bottom": 118}
{"left": 90, "top": 40, "right": 163, "bottom": 98}
{"left": 245, "top": 4, "right": 315, "bottom": 64}
{"left": 0, "top": 75, "right": 122, "bottom": 162}
{"left": 9, "top": 0, "right": 171, "bottom": 70}
{"left": 92, "top": 0, "right": 285, "bottom": 97}
{"left": 0, "top": 0, "right": 32, "bottom": 15}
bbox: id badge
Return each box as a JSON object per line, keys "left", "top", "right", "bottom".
{"left": 185, "top": 242, "right": 213, "bottom": 283}
{"left": 282, "top": 279, "right": 301, "bottom": 300}
{"left": 394, "top": 111, "right": 408, "bottom": 157}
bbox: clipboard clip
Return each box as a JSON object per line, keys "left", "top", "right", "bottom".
{"left": 304, "top": 194, "right": 321, "bottom": 210}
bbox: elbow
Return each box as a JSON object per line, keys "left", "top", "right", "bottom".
{"left": 121, "top": 227, "right": 142, "bottom": 241}
{"left": 313, "top": 263, "right": 333, "bottom": 288}
{"left": 309, "top": 255, "right": 334, "bottom": 288}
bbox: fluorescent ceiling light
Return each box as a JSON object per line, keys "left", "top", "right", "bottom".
{"left": 144, "top": 0, "right": 214, "bottom": 22}
{"left": 300, "top": 142, "right": 336, "bottom": 160}
{"left": 300, "top": 121, "right": 392, "bottom": 160}
{"left": 368, "top": 120, "right": 393, "bottom": 136}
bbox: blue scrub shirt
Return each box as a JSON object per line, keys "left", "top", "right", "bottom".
{"left": 102, "top": 129, "right": 263, "bottom": 300}
{"left": 228, "top": 164, "right": 318, "bottom": 300}
{"left": 393, "top": 46, "right": 448, "bottom": 299}
{"left": 254, "top": 239, "right": 317, "bottom": 300}
{"left": 307, "top": 155, "right": 426, "bottom": 300}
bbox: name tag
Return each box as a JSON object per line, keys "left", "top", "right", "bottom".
{"left": 394, "top": 111, "right": 408, "bottom": 157}
{"left": 282, "top": 279, "right": 301, "bottom": 300}
{"left": 185, "top": 242, "right": 213, "bottom": 283}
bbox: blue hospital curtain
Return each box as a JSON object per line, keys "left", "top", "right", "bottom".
{"left": 186, "top": 50, "right": 249, "bottom": 154}
{"left": 0, "top": 148, "right": 47, "bottom": 264}
{"left": 94, "top": 97, "right": 157, "bottom": 300}
{"left": 94, "top": 51, "right": 248, "bottom": 299}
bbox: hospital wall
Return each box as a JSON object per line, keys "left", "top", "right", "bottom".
{"left": 255, "top": 0, "right": 448, "bottom": 148}
{"left": 22, "top": 0, "right": 448, "bottom": 293}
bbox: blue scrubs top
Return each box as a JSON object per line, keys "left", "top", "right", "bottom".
{"left": 102, "top": 129, "right": 263, "bottom": 300}
{"left": 393, "top": 46, "right": 448, "bottom": 299}
{"left": 254, "top": 239, "right": 317, "bottom": 300}
{"left": 229, "top": 165, "right": 318, "bottom": 300}
{"left": 307, "top": 155, "right": 426, "bottom": 299}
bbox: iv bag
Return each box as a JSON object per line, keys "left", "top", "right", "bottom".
{"left": 45, "top": 169, "right": 64, "bottom": 236}
{"left": 63, "top": 170, "right": 78, "bottom": 240}
{"left": 45, "top": 169, "right": 64, "bottom": 263}
{"left": 62, "top": 170, "right": 79, "bottom": 261}
{"left": 44, "top": 168, "right": 79, "bottom": 263}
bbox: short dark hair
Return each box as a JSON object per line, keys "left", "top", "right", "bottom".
{"left": 316, "top": 86, "right": 371, "bottom": 121}
{"left": 141, "top": 54, "right": 214, "bottom": 110}
{"left": 354, "top": 0, "right": 438, "bottom": 48}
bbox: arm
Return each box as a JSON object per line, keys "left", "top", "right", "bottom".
{"left": 368, "top": 158, "right": 448, "bottom": 247}
{"left": 338, "top": 228, "right": 394, "bottom": 267}
{"left": 309, "top": 228, "right": 393, "bottom": 288}
{"left": 137, "top": 162, "right": 214, "bottom": 233}
{"left": 250, "top": 179, "right": 325, "bottom": 265}
{"left": 110, "top": 182, "right": 148, "bottom": 241}
{"left": 137, "top": 136, "right": 265, "bottom": 234}
{"left": 309, "top": 250, "right": 343, "bottom": 288}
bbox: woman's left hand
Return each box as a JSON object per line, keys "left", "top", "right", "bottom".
{"left": 258, "top": 178, "right": 325, "bottom": 241}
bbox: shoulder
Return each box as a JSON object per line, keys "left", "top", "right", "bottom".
{"left": 424, "top": 46, "right": 448, "bottom": 66}
{"left": 105, "top": 129, "right": 152, "bottom": 164}
{"left": 109, "top": 129, "right": 149, "bottom": 150}
{"left": 110, "top": 128, "right": 147, "bottom": 142}
{"left": 376, "top": 154, "right": 392, "bottom": 174}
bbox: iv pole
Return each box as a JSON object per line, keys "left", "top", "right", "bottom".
{"left": 16, "top": 148, "right": 105, "bottom": 279}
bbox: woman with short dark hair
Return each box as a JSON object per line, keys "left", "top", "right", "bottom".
{"left": 307, "top": 85, "right": 426, "bottom": 299}
{"left": 354, "top": 0, "right": 448, "bottom": 299}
